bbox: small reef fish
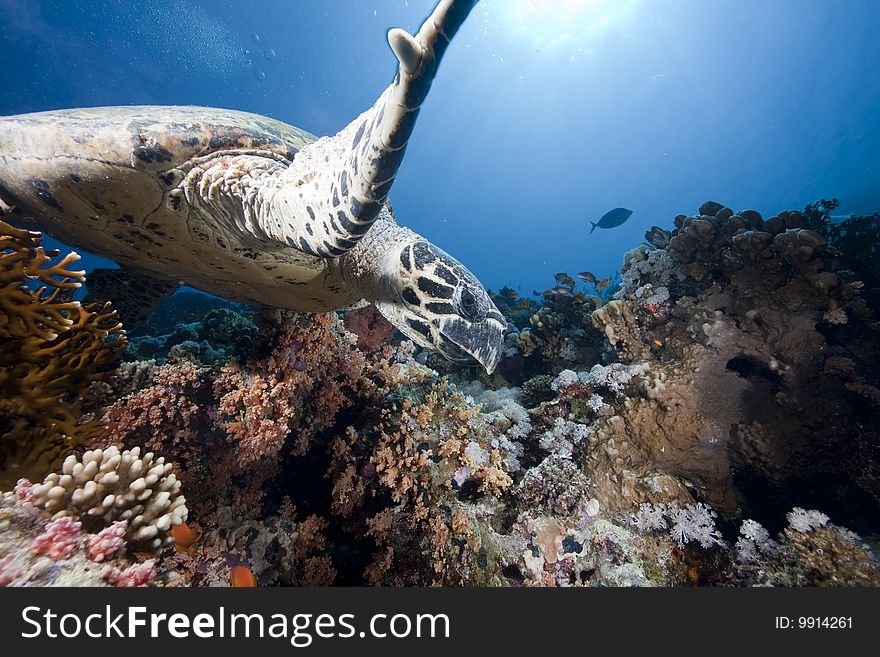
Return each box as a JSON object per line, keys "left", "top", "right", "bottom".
{"left": 543, "top": 285, "right": 573, "bottom": 298}
{"left": 491, "top": 286, "right": 518, "bottom": 303}
{"left": 171, "top": 522, "right": 199, "bottom": 553}
{"left": 595, "top": 277, "right": 612, "bottom": 292}
{"left": 231, "top": 565, "right": 257, "bottom": 587}
{"left": 577, "top": 271, "right": 597, "bottom": 285}
{"left": 554, "top": 272, "right": 576, "bottom": 289}
{"left": 589, "top": 207, "right": 633, "bottom": 234}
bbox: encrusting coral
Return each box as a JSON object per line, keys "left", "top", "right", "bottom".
{"left": 0, "top": 220, "right": 126, "bottom": 487}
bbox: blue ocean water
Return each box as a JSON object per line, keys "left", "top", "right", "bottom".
{"left": 1, "top": 0, "right": 878, "bottom": 295}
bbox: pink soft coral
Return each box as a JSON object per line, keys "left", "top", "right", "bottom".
{"left": 102, "top": 560, "right": 156, "bottom": 587}
{"left": 13, "top": 478, "right": 33, "bottom": 503}
{"left": 86, "top": 521, "right": 127, "bottom": 562}
{"left": 102, "top": 360, "right": 208, "bottom": 455}
{"left": 33, "top": 517, "right": 81, "bottom": 561}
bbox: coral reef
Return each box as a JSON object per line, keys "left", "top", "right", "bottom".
{"left": 0, "top": 221, "right": 126, "bottom": 487}
{"left": 91, "top": 310, "right": 412, "bottom": 585}
{"left": 102, "top": 311, "right": 381, "bottom": 508}
{"left": 170, "top": 500, "right": 336, "bottom": 587}
{"left": 126, "top": 306, "right": 256, "bottom": 364}
{"left": 732, "top": 508, "right": 880, "bottom": 586}
{"left": 128, "top": 290, "right": 246, "bottom": 338}
{"left": 2, "top": 200, "right": 879, "bottom": 588}
{"left": 515, "top": 293, "right": 603, "bottom": 376}
{"left": 587, "top": 202, "right": 877, "bottom": 518}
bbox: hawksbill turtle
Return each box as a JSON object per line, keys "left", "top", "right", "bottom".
{"left": 0, "top": 0, "right": 506, "bottom": 372}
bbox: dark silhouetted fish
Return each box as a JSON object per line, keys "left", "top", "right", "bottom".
{"left": 589, "top": 207, "right": 633, "bottom": 234}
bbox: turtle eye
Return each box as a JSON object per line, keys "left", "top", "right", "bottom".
{"left": 457, "top": 286, "right": 487, "bottom": 323}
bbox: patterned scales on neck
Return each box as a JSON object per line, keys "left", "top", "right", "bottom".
{"left": 0, "top": 0, "right": 505, "bottom": 372}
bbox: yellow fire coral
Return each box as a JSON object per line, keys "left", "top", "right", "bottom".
{"left": 0, "top": 220, "right": 126, "bottom": 486}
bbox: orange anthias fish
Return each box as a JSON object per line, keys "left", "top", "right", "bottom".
{"left": 231, "top": 565, "right": 257, "bottom": 588}
{"left": 171, "top": 522, "right": 199, "bottom": 553}
{"left": 595, "top": 277, "right": 612, "bottom": 292}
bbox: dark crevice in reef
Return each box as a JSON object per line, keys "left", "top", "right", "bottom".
{"left": 725, "top": 356, "right": 780, "bottom": 386}
{"left": 732, "top": 466, "right": 879, "bottom": 538}
{"left": 271, "top": 411, "right": 378, "bottom": 586}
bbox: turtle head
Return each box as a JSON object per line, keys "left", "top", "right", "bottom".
{"left": 373, "top": 240, "right": 506, "bottom": 374}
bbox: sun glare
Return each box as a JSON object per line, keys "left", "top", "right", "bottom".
{"left": 485, "top": 0, "right": 639, "bottom": 54}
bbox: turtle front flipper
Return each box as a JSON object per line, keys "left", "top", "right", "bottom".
{"left": 266, "top": 0, "right": 479, "bottom": 257}
{"left": 84, "top": 267, "right": 180, "bottom": 332}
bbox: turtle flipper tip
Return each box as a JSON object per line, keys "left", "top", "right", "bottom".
{"left": 388, "top": 28, "right": 423, "bottom": 76}
{"left": 274, "top": 0, "right": 480, "bottom": 258}
{"left": 416, "top": 0, "right": 479, "bottom": 54}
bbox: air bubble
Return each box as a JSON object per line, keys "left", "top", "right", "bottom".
{"left": 264, "top": 48, "right": 276, "bottom": 61}
{"left": 250, "top": 32, "right": 260, "bottom": 43}
{"left": 255, "top": 70, "right": 266, "bottom": 81}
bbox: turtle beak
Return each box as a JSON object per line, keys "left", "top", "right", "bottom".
{"left": 437, "top": 310, "right": 506, "bottom": 375}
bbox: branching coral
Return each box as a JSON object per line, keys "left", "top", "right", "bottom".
{"left": 92, "top": 308, "right": 420, "bottom": 589}
{"left": 0, "top": 220, "right": 126, "bottom": 487}
{"left": 28, "top": 446, "right": 188, "bottom": 551}
{"left": 214, "top": 310, "right": 386, "bottom": 461}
